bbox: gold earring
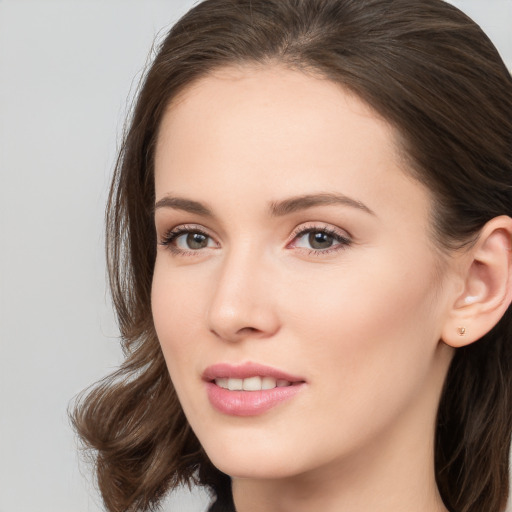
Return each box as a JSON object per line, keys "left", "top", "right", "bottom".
{"left": 457, "top": 327, "right": 466, "bottom": 336}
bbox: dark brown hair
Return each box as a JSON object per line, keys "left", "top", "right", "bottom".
{"left": 71, "top": 1, "right": 512, "bottom": 511}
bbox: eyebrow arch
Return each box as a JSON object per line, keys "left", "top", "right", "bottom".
{"left": 154, "top": 192, "right": 375, "bottom": 218}
{"left": 154, "top": 196, "right": 214, "bottom": 216}
{"left": 268, "top": 193, "right": 375, "bottom": 217}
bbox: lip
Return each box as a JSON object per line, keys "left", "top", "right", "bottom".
{"left": 202, "top": 362, "right": 306, "bottom": 417}
{"left": 202, "top": 362, "right": 305, "bottom": 382}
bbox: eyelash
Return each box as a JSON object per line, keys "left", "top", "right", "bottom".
{"left": 159, "top": 224, "right": 214, "bottom": 257}
{"left": 289, "top": 225, "right": 351, "bottom": 255}
{"left": 158, "top": 223, "right": 352, "bottom": 257}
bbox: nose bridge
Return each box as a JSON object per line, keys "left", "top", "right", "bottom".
{"left": 207, "top": 242, "right": 279, "bottom": 341}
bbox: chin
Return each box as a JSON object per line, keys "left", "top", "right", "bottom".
{"left": 198, "top": 429, "right": 308, "bottom": 480}
{"left": 210, "top": 454, "right": 300, "bottom": 480}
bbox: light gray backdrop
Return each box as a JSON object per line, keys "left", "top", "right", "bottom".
{"left": 1, "top": 1, "right": 511, "bottom": 511}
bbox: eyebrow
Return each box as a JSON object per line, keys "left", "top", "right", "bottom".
{"left": 154, "top": 192, "right": 375, "bottom": 217}
{"left": 154, "top": 196, "right": 214, "bottom": 216}
{"left": 268, "top": 193, "right": 375, "bottom": 217}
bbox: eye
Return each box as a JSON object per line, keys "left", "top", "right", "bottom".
{"left": 290, "top": 225, "right": 351, "bottom": 254}
{"left": 297, "top": 231, "right": 336, "bottom": 250}
{"left": 159, "top": 225, "right": 217, "bottom": 255}
{"left": 175, "top": 232, "right": 212, "bottom": 250}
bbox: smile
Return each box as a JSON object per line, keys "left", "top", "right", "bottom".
{"left": 214, "top": 376, "right": 293, "bottom": 391}
{"left": 203, "top": 363, "right": 306, "bottom": 416}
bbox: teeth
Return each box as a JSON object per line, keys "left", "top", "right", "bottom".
{"left": 228, "top": 378, "right": 243, "bottom": 391}
{"left": 243, "top": 376, "right": 262, "bottom": 391}
{"left": 261, "top": 376, "right": 276, "bottom": 390}
{"left": 215, "top": 378, "right": 228, "bottom": 389}
{"left": 214, "top": 376, "right": 292, "bottom": 391}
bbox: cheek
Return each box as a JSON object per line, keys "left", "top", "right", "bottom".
{"left": 151, "top": 261, "right": 208, "bottom": 375}
{"left": 281, "top": 252, "right": 442, "bottom": 399}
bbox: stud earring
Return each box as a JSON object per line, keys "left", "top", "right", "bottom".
{"left": 457, "top": 327, "right": 466, "bottom": 336}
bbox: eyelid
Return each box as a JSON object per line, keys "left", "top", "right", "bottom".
{"left": 287, "top": 222, "right": 352, "bottom": 254}
{"left": 158, "top": 223, "right": 219, "bottom": 256}
{"left": 288, "top": 222, "right": 351, "bottom": 243}
{"left": 158, "top": 222, "right": 352, "bottom": 257}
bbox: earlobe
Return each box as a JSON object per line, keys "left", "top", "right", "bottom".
{"left": 442, "top": 215, "right": 512, "bottom": 348}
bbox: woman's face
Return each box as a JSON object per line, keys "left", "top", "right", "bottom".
{"left": 152, "top": 65, "right": 456, "bottom": 481}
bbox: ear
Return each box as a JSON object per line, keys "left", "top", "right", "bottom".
{"left": 442, "top": 215, "right": 512, "bottom": 348}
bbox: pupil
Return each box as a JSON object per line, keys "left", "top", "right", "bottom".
{"left": 187, "top": 232, "right": 208, "bottom": 249}
{"left": 309, "top": 231, "right": 333, "bottom": 249}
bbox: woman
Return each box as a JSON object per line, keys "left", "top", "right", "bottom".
{"left": 72, "top": 1, "right": 512, "bottom": 511}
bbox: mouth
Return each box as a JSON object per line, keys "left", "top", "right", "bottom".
{"left": 213, "top": 376, "right": 296, "bottom": 391}
{"left": 202, "top": 362, "right": 306, "bottom": 416}
{"left": 202, "top": 361, "right": 306, "bottom": 387}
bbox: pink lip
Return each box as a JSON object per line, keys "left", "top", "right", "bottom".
{"left": 202, "top": 362, "right": 305, "bottom": 382}
{"left": 203, "top": 362, "right": 306, "bottom": 417}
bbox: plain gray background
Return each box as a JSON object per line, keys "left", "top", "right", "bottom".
{"left": 1, "top": 1, "right": 511, "bottom": 511}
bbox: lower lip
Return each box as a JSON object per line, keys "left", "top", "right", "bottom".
{"left": 205, "top": 382, "right": 304, "bottom": 416}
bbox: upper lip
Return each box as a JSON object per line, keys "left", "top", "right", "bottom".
{"left": 202, "top": 362, "right": 306, "bottom": 383}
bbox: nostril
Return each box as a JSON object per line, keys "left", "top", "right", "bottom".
{"left": 210, "top": 325, "right": 266, "bottom": 343}
{"left": 240, "top": 327, "right": 258, "bottom": 334}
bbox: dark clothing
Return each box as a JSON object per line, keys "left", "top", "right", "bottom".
{"left": 208, "top": 495, "right": 236, "bottom": 512}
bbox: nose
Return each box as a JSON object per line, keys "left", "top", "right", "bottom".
{"left": 207, "top": 247, "right": 280, "bottom": 343}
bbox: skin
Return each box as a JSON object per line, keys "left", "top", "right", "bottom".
{"left": 151, "top": 64, "right": 460, "bottom": 512}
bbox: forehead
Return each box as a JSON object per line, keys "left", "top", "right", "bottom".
{"left": 156, "top": 64, "right": 397, "bottom": 160}
{"left": 154, "top": 64, "right": 431, "bottom": 231}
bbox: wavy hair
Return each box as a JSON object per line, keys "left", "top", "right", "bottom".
{"left": 71, "top": 1, "right": 512, "bottom": 511}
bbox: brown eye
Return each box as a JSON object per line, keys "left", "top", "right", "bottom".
{"left": 185, "top": 232, "right": 209, "bottom": 250}
{"left": 173, "top": 231, "right": 213, "bottom": 251}
{"left": 308, "top": 231, "right": 335, "bottom": 250}
{"left": 160, "top": 227, "right": 216, "bottom": 253}
{"left": 292, "top": 226, "right": 351, "bottom": 254}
